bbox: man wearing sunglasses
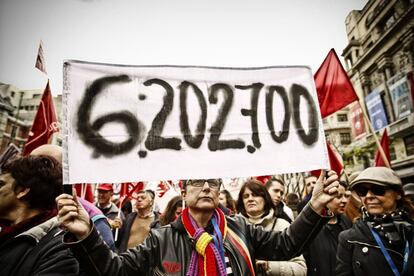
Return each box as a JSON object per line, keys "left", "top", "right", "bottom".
{"left": 336, "top": 167, "right": 414, "bottom": 276}
{"left": 57, "top": 171, "right": 340, "bottom": 276}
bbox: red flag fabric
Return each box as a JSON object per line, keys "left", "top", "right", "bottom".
{"left": 311, "top": 141, "right": 343, "bottom": 177}
{"left": 156, "top": 181, "right": 171, "bottom": 198}
{"left": 35, "top": 41, "right": 47, "bottom": 75}
{"left": 255, "top": 175, "right": 272, "bottom": 184}
{"left": 374, "top": 129, "right": 391, "bottom": 167}
{"left": 314, "top": 48, "right": 359, "bottom": 118}
{"left": 119, "top": 182, "right": 144, "bottom": 207}
{"left": 74, "top": 184, "right": 94, "bottom": 203}
{"left": 23, "top": 81, "right": 58, "bottom": 155}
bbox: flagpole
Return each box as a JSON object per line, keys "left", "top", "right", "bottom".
{"left": 358, "top": 100, "right": 391, "bottom": 168}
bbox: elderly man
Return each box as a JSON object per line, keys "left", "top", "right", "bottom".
{"left": 0, "top": 155, "right": 80, "bottom": 275}
{"left": 117, "top": 189, "right": 159, "bottom": 252}
{"left": 57, "top": 171, "right": 339, "bottom": 275}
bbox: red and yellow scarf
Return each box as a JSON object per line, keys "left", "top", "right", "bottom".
{"left": 182, "top": 208, "right": 227, "bottom": 276}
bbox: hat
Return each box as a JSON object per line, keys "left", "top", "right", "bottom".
{"left": 403, "top": 183, "right": 414, "bottom": 196}
{"left": 350, "top": 167, "right": 402, "bottom": 190}
{"left": 97, "top": 183, "right": 113, "bottom": 191}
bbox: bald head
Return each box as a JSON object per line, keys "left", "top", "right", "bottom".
{"left": 30, "top": 144, "right": 63, "bottom": 163}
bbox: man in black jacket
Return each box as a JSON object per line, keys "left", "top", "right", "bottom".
{"left": 57, "top": 171, "right": 340, "bottom": 276}
{"left": 0, "top": 155, "right": 80, "bottom": 275}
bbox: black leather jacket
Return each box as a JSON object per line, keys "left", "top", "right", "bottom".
{"left": 66, "top": 204, "right": 328, "bottom": 276}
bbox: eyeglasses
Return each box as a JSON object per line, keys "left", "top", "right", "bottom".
{"left": 188, "top": 179, "right": 221, "bottom": 189}
{"left": 354, "top": 185, "right": 390, "bottom": 197}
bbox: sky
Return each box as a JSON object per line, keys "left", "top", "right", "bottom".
{"left": 0, "top": 0, "right": 367, "bottom": 95}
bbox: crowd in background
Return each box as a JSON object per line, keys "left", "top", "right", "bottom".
{"left": 0, "top": 144, "right": 413, "bottom": 275}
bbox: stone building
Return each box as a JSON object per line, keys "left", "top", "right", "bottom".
{"left": 342, "top": 0, "right": 414, "bottom": 183}
{"left": 0, "top": 82, "right": 61, "bottom": 153}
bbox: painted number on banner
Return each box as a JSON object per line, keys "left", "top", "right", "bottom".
{"left": 76, "top": 75, "right": 319, "bottom": 158}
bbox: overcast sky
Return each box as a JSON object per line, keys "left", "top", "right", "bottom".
{"left": 0, "top": 0, "right": 366, "bottom": 95}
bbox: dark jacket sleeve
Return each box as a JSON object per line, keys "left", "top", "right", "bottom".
{"left": 247, "top": 204, "right": 330, "bottom": 261}
{"left": 335, "top": 230, "right": 354, "bottom": 276}
{"left": 32, "top": 232, "right": 81, "bottom": 276}
{"left": 66, "top": 225, "right": 155, "bottom": 276}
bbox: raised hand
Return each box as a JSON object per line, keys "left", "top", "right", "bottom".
{"left": 310, "top": 170, "right": 339, "bottom": 214}
{"left": 56, "top": 189, "right": 91, "bottom": 240}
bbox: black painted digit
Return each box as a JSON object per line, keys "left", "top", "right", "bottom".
{"left": 143, "top": 78, "right": 181, "bottom": 151}
{"left": 291, "top": 84, "right": 319, "bottom": 146}
{"left": 266, "top": 85, "right": 291, "bottom": 143}
{"left": 208, "top": 83, "right": 245, "bottom": 151}
{"left": 76, "top": 75, "right": 144, "bottom": 158}
{"left": 179, "top": 81, "right": 207, "bottom": 148}
{"left": 236, "top": 83, "right": 264, "bottom": 149}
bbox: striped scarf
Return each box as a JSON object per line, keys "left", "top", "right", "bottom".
{"left": 182, "top": 208, "right": 227, "bottom": 276}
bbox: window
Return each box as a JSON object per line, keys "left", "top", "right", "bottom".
{"left": 337, "top": 114, "right": 348, "bottom": 122}
{"left": 11, "top": 91, "right": 15, "bottom": 97}
{"left": 390, "top": 146, "right": 396, "bottom": 161}
{"left": 405, "top": 135, "right": 414, "bottom": 156}
{"left": 340, "top": 133, "right": 351, "bottom": 145}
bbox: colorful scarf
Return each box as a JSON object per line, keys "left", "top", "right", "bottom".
{"left": 182, "top": 208, "right": 227, "bottom": 276}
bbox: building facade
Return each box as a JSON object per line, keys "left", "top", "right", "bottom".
{"left": 0, "top": 82, "right": 61, "bottom": 153}
{"left": 342, "top": 0, "right": 414, "bottom": 183}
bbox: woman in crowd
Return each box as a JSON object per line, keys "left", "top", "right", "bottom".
{"left": 304, "top": 181, "right": 352, "bottom": 276}
{"left": 336, "top": 167, "right": 414, "bottom": 276}
{"left": 237, "top": 179, "right": 307, "bottom": 276}
{"left": 219, "top": 189, "right": 237, "bottom": 214}
{"left": 152, "top": 195, "right": 183, "bottom": 228}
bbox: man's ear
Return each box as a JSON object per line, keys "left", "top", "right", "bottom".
{"left": 16, "top": 187, "right": 30, "bottom": 199}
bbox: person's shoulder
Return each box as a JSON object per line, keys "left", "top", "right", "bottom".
{"left": 338, "top": 220, "right": 364, "bottom": 240}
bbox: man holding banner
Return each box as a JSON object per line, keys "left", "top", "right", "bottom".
{"left": 58, "top": 61, "right": 339, "bottom": 275}
{"left": 57, "top": 171, "right": 339, "bottom": 276}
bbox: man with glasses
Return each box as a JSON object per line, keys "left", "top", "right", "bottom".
{"left": 57, "top": 172, "right": 340, "bottom": 276}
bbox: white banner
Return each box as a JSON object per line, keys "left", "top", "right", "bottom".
{"left": 63, "top": 60, "right": 329, "bottom": 184}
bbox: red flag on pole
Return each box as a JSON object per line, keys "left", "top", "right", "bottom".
{"left": 23, "top": 81, "right": 58, "bottom": 155}
{"left": 35, "top": 41, "right": 47, "bottom": 75}
{"left": 311, "top": 141, "right": 343, "bottom": 177}
{"left": 314, "top": 48, "right": 359, "bottom": 118}
{"left": 374, "top": 129, "right": 391, "bottom": 167}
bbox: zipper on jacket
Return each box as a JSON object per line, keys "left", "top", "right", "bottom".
{"left": 224, "top": 242, "right": 243, "bottom": 275}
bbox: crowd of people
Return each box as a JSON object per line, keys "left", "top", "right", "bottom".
{"left": 0, "top": 144, "right": 413, "bottom": 275}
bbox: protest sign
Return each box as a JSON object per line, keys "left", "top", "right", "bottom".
{"left": 63, "top": 60, "right": 329, "bottom": 184}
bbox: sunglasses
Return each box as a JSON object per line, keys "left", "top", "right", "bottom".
{"left": 354, "top": 185, "right": 391, "bottom": 197}
{"left": 188, "top": 179, "right": 221, "bottom": 189}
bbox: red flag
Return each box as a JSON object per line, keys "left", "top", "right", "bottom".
{"left": 374, "top": 129, "right": 391, "bottom": 167}
{"left": 119, "top": 182, "right": 144, "bottom": 207}
{"left": 23, "top": 81, "right": 58, "bottom": 155}
{"left": 311, "top": 141, "right": 343, "bottom": 177}
{"left": 74, "top": 184, "right": 94, "bottom": 203}
{"left": 35, "top": 41, "right": 47, "bottom": 75}
{"left": 314, "top": 48, "right": 359, "bottom": 118}
{"left": 255, "top": 175, "right": 272, "bottom": 184}
{"left": 156, "top": 181, "right": 171, "bottom": 198}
